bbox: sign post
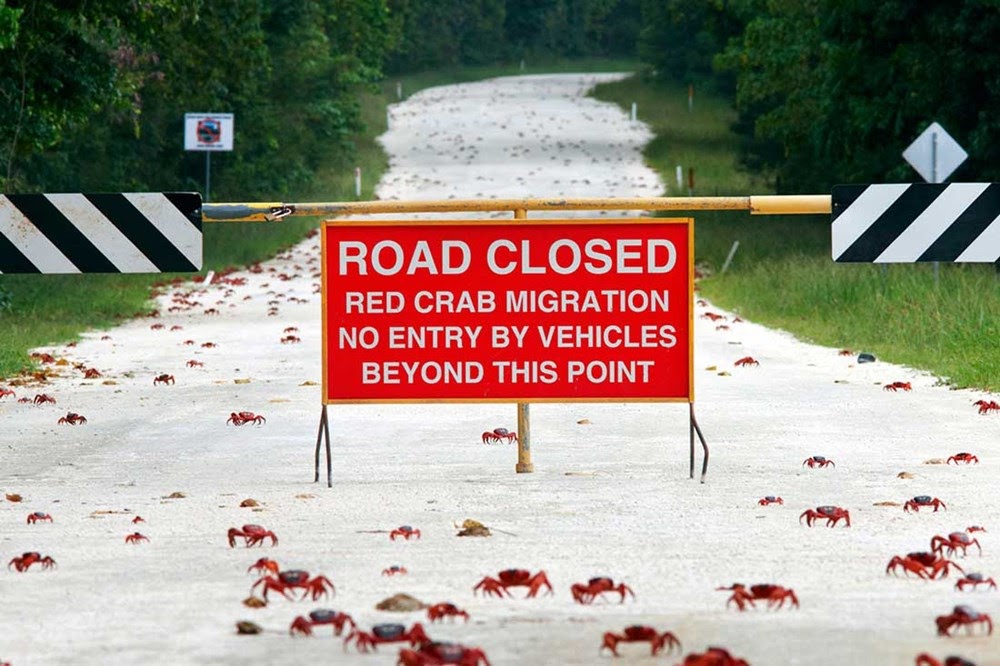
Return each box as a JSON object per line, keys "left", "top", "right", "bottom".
{"left": 902, "top": 121, "right": 968, "bottom": 284}
{"left": 184, "top": 113, "right": 235, "bottom": 202}
{"left": 317, "top": 217, "right": 698, "bottom": 485}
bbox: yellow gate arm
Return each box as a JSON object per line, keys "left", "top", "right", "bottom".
{"left": 202, "top": 195, "right": 832, "bottom": 222}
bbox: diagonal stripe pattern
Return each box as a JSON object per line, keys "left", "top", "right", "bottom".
{"left": 832, "top": 183, "right": 1000, "bottom": 263}
{"left": 0, "top": 192, "right": 202, "bottom": 273}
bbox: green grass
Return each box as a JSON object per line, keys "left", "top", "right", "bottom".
{"left": 592, "top": 76, "right": 1000, "bottom": 392}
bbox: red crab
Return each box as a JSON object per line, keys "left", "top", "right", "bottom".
{"left": 289, "top": 609, "right": 356, "bottom": 636}
{"left": 884, "top": 381, "right": 912, "bottom": 392}
{"left": 757, "top": 496, "right": 783, "bottom": 506}
{"left": 955, "top": 573, "right": 997, "bottom": 592}
{"left": 733, "top": 356, "right": 759, "bottom": 367}
{"left": 931, "top": 532, "right": 982, "bottom": 558}
{"left": 284, "top": 327, "right": 299, "bottom": 333}
{"left": 474, "top": 569, "right": 553, "bottom": 598}
{"left": 83, "top": 367, "right": 102, "bottom": 379}
{"left": 26, "top": 512, "right": 53, "bottom": 524}
{"left": 248, "top": 557, "right": 280, "bottom": 576}
{"left": 935, "top": 605, "right": 993, "bottom": 636}
{"left": 382, "top": 565, "right": 408, "bottom": 576}
{"left": 886, "top": 552, "right": 964, "bottom": 580}
{"left": 717, "top": 583, "right": 799, "bottom": 611}
{"left": 228, "top": 524, "right": 278, "bottom": 548}
{"left": 153, "top": 374, "right": 175, "bottom": 386}
{"left": 967, "top": 526, "right": 986, "bottom": 533}
{"left": 600, "top": 625, "right": 681, "bottom": 657}
{"left": 398, "top": 641, "right": 490, "bottom": 666}
{"left": 150, "top": 323, "right": 164, "bottom": 330}
{"left": 281, "top": 335, "right": 301, "bottom": 344}
{"left": 204, "top": 308, "right": 220, "bottom": 315}
{"left": 201, "top": 342, "right": 217, "bottom": 348}
{"left": 973, "top": 399, "right": 999, "bottom": 414}
{"left": 481, "top": 427, "right": 517, "bottom": 444}
{"left": 390, "top": 525, "right": 421, "bottom": 541}
{"left": 838, "top": 349, "right": 854, "bottom": 356}
{"left": 427, "top": 602, "right": 469, "bottom": 623}
{"left": 679, "top": 647, "right": 750, "bottom": 666}
{"left": 947, "top": 453, "right": 979, "bottom": 465}
{"left": 227, "top": 411, "right": 266, "bottom": 426}
{"left": 570, "top": 576, "right": 635, "bottom": 604}
{"left": 252, "top": 569, "right": 335, "bottom": 601}
{"left": 170, "top": 325, "right": 183, "bottom": 331}
{"left": 0, "top": 387, "right": 16, "bottom": 399}
{"left": 57, "top": 412, "right": 87, "bottom": 425}
{"left": 799, "top": 505, "right": 851, "bottom": 527}
{"left": 132, "top": 516, "right": 144, "bottom": 524}
{"left": 915, "top": 654, "right": 977, "bottom": 666}
{"left": 125, "top": 532, "right": 149, "bottom": 544}
{"left": 32, "top": 394, "right": 56, "bottom": 405}
{"left": 802, "top": 455, "right": 835, "bottom": 468}
{"left": 344, "top": 622, "right": 429, "bottom": 652}
{"left": 905, "top": 495, "right": 946, "bottom": 513}
{"left": 8, "top": 552, "right": 56, "bottom": 572}
{"left": 701, "top": 312, "right": 725, "bottom": 322}
{"left": 186, "top": 360, "right": 203, "bottom": 367}
{"left": 183, "top": 340, "right": 196, "bottom": 346}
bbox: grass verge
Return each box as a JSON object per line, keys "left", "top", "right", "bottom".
{"left": 592, "top": 76, "right": 1000, "bottom": 392}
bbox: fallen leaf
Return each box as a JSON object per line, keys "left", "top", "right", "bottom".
{"left": 242, "top": 596, "right": 267, "bottom": 609}
{"left": 268, "top": 398, "right": 290, "bottom": 403}
{"left": 704, "top": 365, "right": 717, "bottom": 371}
{"left": 897, "top": 472, "right": 915, "bottom": 479}
{"left": 455, "top": 519, "right": 491, "bottom": 537}
{"left": 163, "top": 491, "right": 187, "bottom": 499}
{"left": 376, "top": 593, "right": 428, "bottom": 612}
{"left": 576, "top": 418, "right": 591, "bottom": 425}
{"left": 102, "top": 380, "right": 118, "bottom": 385}
{"left": 874, "top": 501, "right": 901, "bottom": 506}
{"left": 236, "top": 621, "right": 262, "bottom": 635}
{"left": 922, "top": 459, "right": 946, "bottom": 465}
{"left": 240, "top": 499, "right": 260, "bottom": 508}
{"left": 717, "top": 371, "right": 731, "bottom": 377}
{"left": 300, "top": 381, "right": 318, "bottom": 386}
{"left": 295, "top": 493, "right": 315, "bottom": 500}
{"left": 6, "top": 493, "right": 23, "bottom": 502}
{"left": 234, "top": 378, "right": 252, "bottom": 385}
{"left": 564, "top": 471, "right": 597, "bottom": 477}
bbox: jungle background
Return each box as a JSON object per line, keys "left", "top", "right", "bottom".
{"left": 1, "top": 0, "right": 998, "bottom": 390}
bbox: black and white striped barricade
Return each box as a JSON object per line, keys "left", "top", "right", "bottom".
{"left": 832, "top": 183, "right": 1000, "bottom": 263}
{"left": 0, "top": 192, "right": 202, "bottom": 273}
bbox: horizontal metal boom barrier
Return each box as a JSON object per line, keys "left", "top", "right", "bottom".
{"left": 202, "top": 195, "right": 832, "bottom": 222}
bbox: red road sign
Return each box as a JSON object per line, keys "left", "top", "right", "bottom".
{"left": 321, "top": 218, "right": 693, "bottom": 403}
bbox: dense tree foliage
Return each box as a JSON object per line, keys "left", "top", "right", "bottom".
{"left": 1, "top": 0, "right": 394, "bottom": 198}
{"left": 4, "top": 0, "right": 999, "bottom": 198}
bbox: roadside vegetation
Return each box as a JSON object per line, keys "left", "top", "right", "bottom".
{"left": 1, "top": 1, "right": 997, "bottom": 391}
{"left": 593, "top": 76, "right": 1000, "bottom": 392}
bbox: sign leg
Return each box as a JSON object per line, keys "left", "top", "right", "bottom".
{"left": 516, "top": 403, "right": 533, "bottom": 473}
{"left": 323, "top": 406, "right": 332, "bottom": 487}
{"left": 314, "top": 405, "right": 332, "bottom": 486}
{"left": 689, "top": 403, "right": 709, "bottom": 483}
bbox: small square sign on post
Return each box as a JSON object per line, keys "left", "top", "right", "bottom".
{"left": 184, "top": 113, "right": 234, "bottom": 151}
{"left": 184, "top": 113, "right": 234, "bottom": 202}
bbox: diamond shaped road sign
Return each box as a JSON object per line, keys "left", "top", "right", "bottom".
{"left": 902, "top": 121, "right": 967, "bottom": 184}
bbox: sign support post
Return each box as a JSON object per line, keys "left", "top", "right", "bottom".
{"left": 513, "top": 207, "right": 534, "bottom": 474}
